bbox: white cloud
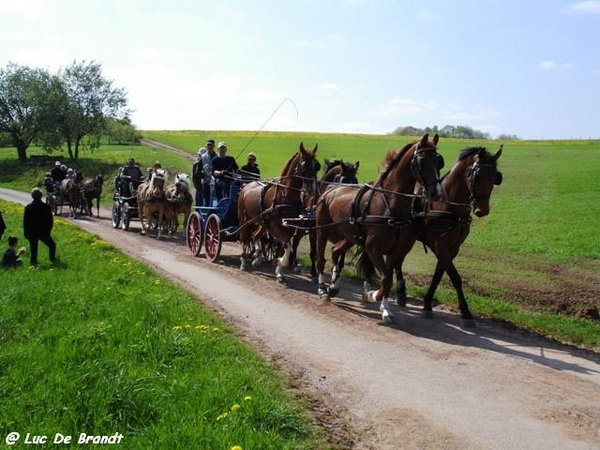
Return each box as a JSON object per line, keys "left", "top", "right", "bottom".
{"left": 536, "top": 60, "right": 573, "bottom": 70}
{"left": 327, "top": 33, "right": 343, "bottom": 41}
{"left": 417, "top": 9, "right": 435, "bottom": 22}
{"left": 0, "top": 0, "right": 44, "bottom": 20}
{"left": 319, "top": 82, "right": 341, "bottom": 92}
{"left": 566, "top": 1, "right": 600, "bottom": 14}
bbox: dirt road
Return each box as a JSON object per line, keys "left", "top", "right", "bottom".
{"left": 2, "top": 187, "right": 599, "bottom": 450}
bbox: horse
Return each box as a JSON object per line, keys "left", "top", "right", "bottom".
{"left": 136, "top": 169, "right": 168, "bottom": 239}
{"left": 81, "top": 174, "right": 104, "bottom": 217}
{"left": 59, "top": 170, "right": 84, "bottom": 217}
{"left": 314, "top": 134, "right": 444, "bottom": 321}
{"left": 165, "top": 173, "right": 193, "bottom": 236}
{"left": 237, "top": 142, "right": 320, "bottom": 283}
{"left": 289, "top": 158, "right": 360, "bottom": 279}
{"left": 387, "top": 145, "right": 504, "bottom": 327}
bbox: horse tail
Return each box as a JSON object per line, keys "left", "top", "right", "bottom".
{"left": 354, "top": 246, "right": 377, "bottom": 282}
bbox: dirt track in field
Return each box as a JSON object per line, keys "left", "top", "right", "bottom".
{"left": 2, "top": 185, "right": 600, "bottom": 450}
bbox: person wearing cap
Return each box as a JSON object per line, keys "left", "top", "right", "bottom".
{"left": 50, "top": 161, "right": 65, "bottom": 185}
{"left": 192, "top": 148, "right": 206, "bottom": 206}
{"left": 200, "top": 139, "right": 217, "bottom": 205}
{"left": 211, "top": 142, "right": 239, "bottom": 200}
{"left": 240, "top": 152, "right": 261, "bottom": 183}
{"left": 23, "top": 187, "right": 57, "bottom": 266}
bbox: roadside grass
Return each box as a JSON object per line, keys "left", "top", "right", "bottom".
{"left": 1, "top": 132, "right": 599, "bottom": 350}
{"left": 0, "top": 201, "right": 331, "bottom": 449}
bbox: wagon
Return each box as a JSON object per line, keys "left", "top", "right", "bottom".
{"left": 186, "top": 180, "right": 242, "bottom": 262}
{"left": 111, "top": 177, "right": 141, "bottom": 231}
{"left": 45, "top": 184, "right": 86, "bottom": 217}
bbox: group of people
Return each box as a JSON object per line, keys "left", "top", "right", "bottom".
{"left": 44, "top": 161, "right": 78, "bottom": 193}
{"left": 192, "top": 139, "right": 261, "bottom": 206}
{"left": 1, "top": 187, "right": 57, "bottom": 268}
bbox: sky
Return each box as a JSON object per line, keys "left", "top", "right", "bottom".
{"left": 1, "top": 0, "right": 599, "bottom": 139}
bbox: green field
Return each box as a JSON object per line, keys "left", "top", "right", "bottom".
{"left": 0, "top": 200, "right": 333, "bottom": 449}
{"left": 1, "top": 131, "right": 599, "bottom": 349}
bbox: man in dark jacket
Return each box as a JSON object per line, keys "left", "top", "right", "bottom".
{"left": 192, "top": 147, "right": 205, "bottom": 206}
{"left": 23, "top": 188, "right": 57, "bottom": 266}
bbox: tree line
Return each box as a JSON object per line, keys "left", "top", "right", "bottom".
{"left": 390, "top": 124, "right": 518, "bottom": 140}
{"left": 0, "top": 60, "right": 139, "bottom": 162}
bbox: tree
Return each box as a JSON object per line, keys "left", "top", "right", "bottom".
{"left": 57, "top": 60, "right": 129, "bottom": 160}
{"left": 0, "top": 63, "right": 54, "bottom": 161}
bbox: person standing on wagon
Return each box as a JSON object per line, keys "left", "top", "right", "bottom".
{"left": 211, "top": 141, "right": 239, "bottom": 200}
{"left": 192, "top": 147, "right": 205, "bottom": 207}
{"left": 201, "top": 139, "right": 217, "bottom": 206}
{"left": 240, "top": 152, "right": 260, "bottom": 183}
{"left": 23, "top": 188, "right": 57, "bottom": 266}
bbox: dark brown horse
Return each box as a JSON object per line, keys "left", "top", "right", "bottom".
{"left": 237, "top": 142, "right": 320, "bottom": 283}
{"left": 59, "top": 170, "right": 84, "bottom": 217}
{"left": 81, "top": 174, "right": 104, "bottom": 217}
{"left": 136, "top": 169, "right": 167, "bottom": 239}
{"left": 387, "top": 145, "right": 504, "bottom": 326}
{"left": 289, "top": 158, "right": 361, "bottom": 279}
{"left": 315, "top": 134, "right": 444, "bottom": 319}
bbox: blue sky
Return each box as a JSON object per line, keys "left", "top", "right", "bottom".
{"left": 1, "top": 0, "right": 599, "bottom": 139}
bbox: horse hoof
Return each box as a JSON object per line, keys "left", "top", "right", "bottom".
{"left": 420, "top": 310, "right": 434, "bottom": 319}
{"left": 396, "top": 294, "right": 407, "bottom": 307}
{"left": 361, "top": 290, "right": 376, "bottom": 303}
{"left": 320, "top": 293, "right": 331, "bottom": 302}
{"left": 327, "top": 287, "right": 339, "bottom": 298}
{"left": 381, "top": 314, "right": 394, "bottom": 324}
{"left": 461, "top": 318, "right": 476, "bottom": 328}
{"left": 291, "top": 265, "right": 301, "bottom": 274}
{"left": 251, "top": 258, "right": 263, "bottom": 268}
{"left": 276, "top": 277, "right": 287, "bottom": 285}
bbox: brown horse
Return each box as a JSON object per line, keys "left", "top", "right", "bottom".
{"left": 81, "top": 174, "right": 104, "bottom": 217}
{"left": 315, "top": 134, "right": 444, "bottom": 318}
{"left": 387, "top": 145, "right": 504, "bottom": 326}
{"left": 59, "top": 170, "right": 84, "bottom": 217}
{"left": 237, "top": 142, "right": 320, "bottom": 283}
{"left": 136, "top": 169, "right": 167, "bottom": 239}
{"left": 165, "top": 173, "right": 193, "bottom": 236}
{"left": 289, "top": 158, "right": 361, "bottom": 279}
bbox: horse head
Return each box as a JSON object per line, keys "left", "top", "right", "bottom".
{"left": 409, "top": 133, "right": 443, "bottom": 200}
{"left": 150, "top": 169, "right": 167, "bottom": 199}
{"left": 296, "top": 142, "right": 320, "bottom": 197}
{"left": 322, "top": 159, "right": 360, "bottom": 185}
{"left": 464, "top": 145, "right": 503, "bottom": 217}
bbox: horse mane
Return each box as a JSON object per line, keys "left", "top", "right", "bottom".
{"left": 280, "top": 152, "right": 301, "bottom": 177}
{"left": 374, "top": 141, "right": 416, "bottom": 185}
{"left": 457, "top": 147, "right": 498, "bottom": 167}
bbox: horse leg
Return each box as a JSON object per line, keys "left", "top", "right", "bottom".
{"left": 362, "top": 250, "right": 395, "bottom": 323}
{"left": 316, "top": 230, "right": 330, "bottom": 301}
{"left": 309, "top": 229, "right": 318, "bottom": 281}
{"left": 443, "top": 261, "right": 475, "bottom": 327}
{"left": 421, "top": 261, "right": 445, "bottom": 319}
{"left": 394, "top": 258, "right": 408, "bottom": 307}
{"left": 327, "top": 251, "right": 346, "bottom": 297}
{"left": 275, "top": 242, "right": 291, "bottom": 284}
{"left": 96, "top": 196, "right": 100, "bottom": 217}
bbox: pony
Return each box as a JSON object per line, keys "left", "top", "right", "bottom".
{"left": 237, "top": 142, "right": 320, "bottom": 283}
{"left": 59, "top": 170, "right": 84, "bottom": 217}
{"left": 289, "top": 158, "right": 361, "bottom": 279}
{"left": 386, "top": 145, "right": 504, "bottom": 326}
{"left": 136, "top": 168, "right": 168, "bottom": 239}
{"left": 315, "top": 134, "right": 444, "bottom": 320}
{"left": 81, "top": 174, "right": 104, "bottom": 217}
{"left": 165, "top": 173, "right": 193, "bottom": 236}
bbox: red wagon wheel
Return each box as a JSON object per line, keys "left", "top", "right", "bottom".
{"left": 186, "top": 211, "right": 203, "bottom": 257}
{"left": 204, "top": 213, "right": 222, "bottom": 263}
{"left": 111, "top": 201, "right": 121, "bottom": 228}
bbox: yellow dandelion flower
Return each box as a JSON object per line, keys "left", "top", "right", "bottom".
{"left": 184, "top": 324, "right": 191, "bottom": 329}
{"left": 216, "top": 412, "right": 228, "bottom": 421}
{"left": 154, "top": 279, "right": 161, "bottom": 285}
{"left": 212, "top": 327, "right": 220, "bottom": 332}
{"left": 231, "top": 446, "right": 242, "bottom": 450}
{"left": 231, "top": 404, "right": 241, "bottom": 412}
{"left": 172, "top": 326, "right": 182, "bottom": 331}
{"left": 244, "top": 396, "right": 252, "bottom": 402}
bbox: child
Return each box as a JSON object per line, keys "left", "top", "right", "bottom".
{"left": 2, "top": 235, "right": 26, "bottom": 268}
